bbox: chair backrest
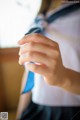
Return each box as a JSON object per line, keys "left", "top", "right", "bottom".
{"left": 0, "top": 48, "right": 24, "bottom": 111}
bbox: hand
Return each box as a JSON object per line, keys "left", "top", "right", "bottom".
{"left": 18, "top": 33, "right": 66, "bottom": 87}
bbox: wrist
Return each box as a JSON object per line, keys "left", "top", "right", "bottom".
{"left": 61, "top": 67, "right": 72, "bottom": 89}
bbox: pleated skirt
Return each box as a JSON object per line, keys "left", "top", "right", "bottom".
{"left": 20, "top": 101, "right": 80, "bottom": 120}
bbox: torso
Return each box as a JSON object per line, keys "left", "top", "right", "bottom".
{"left": 32, "top": 3, "right": 80, "bottom": 106}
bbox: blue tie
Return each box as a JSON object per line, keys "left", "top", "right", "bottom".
{"left": 22, "top": 3, "right": 80, "bottom": 94}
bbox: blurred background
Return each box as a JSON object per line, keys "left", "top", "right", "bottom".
{"left": 0, "top": 0, "right": 42, "bottom": 119}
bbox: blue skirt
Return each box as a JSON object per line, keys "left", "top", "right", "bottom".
{"left": 20, "top": 101, "right": 80, "bottom": 120}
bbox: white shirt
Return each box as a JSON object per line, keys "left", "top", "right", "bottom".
{"left": 32, "top": 4, "right": 80, "bottom": 106}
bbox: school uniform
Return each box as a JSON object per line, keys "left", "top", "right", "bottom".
{"left": 20, "top": 3, "right": 80, "bottom": 120}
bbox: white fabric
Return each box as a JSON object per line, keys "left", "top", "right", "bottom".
{"left": 32, "top": 5, "right": 80, "bottom": 106}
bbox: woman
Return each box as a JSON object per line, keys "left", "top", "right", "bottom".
{"left": 17, "top": 0, "right": 80, "bottom": 120}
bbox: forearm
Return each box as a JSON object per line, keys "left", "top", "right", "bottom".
{"left": 62, "top": 67, "right": 80, "bottom": 95}
{"left": 16, "top": 91, "right": 31, "bottom": 120}
{"left": 16, "top": 70, "right": 31, "bottom": 119}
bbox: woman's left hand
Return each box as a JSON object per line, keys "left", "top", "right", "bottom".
{"left": 18, "top": 33, "right": 66, "bottom": 87}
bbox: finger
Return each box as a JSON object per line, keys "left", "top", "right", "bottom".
{"left": 18, "top": 33, "right": 58, "bottom": 48}
{"left": 19, "top": 51, "right": 51, "bottom": 67}
{"left": 26, "top": 62, "right": 49, "bottom": 76}
{"left": 19, "top": 42, "right": 59, "bottom": 57}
